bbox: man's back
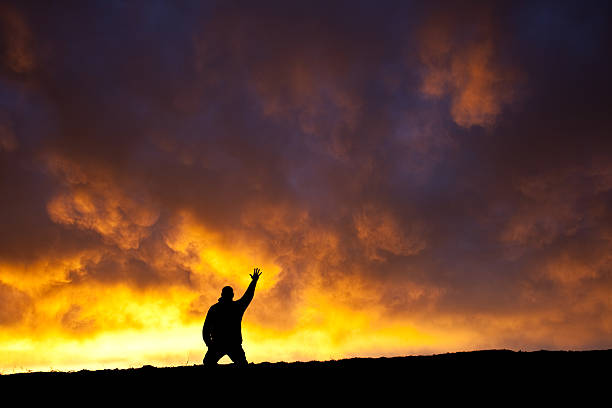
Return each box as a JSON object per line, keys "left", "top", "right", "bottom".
{"left": 205, "top": 298, "right": 249, "bottom": 346}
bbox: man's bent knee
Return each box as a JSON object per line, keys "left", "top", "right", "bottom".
{"left": 228, "top": 347, "right": 248, "bottom": 366}
{"left": 203, "top": 349, "right": 224, "bottom": 366}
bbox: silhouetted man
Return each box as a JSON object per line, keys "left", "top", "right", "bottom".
{"left": 202, "top": 267, "right": 262, "bottom": 366}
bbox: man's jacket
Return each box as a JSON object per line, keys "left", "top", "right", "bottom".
{"left": 203, "top": 279, "right": 257, "bottom": 347}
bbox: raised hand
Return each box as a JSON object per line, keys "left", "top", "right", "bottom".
{"left": 250, "top": 267, "right": 262, "bottom": 281}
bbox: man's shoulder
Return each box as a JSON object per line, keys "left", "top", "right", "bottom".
{"left": 209, "top": 301, "right": 234, "bottom": 311}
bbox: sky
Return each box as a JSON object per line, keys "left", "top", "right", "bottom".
{"left": 1, "top": 0, "right": 611, "bottom": 372}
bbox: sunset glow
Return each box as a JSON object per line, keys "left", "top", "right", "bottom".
{"left": 1, "top": 1, "right": 611, "bottom": 373}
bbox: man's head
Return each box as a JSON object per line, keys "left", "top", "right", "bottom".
{"left": 219, "top": 286, "right": 234, "bottom": 301}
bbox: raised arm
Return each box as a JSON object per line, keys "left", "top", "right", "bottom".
{"left": 237, "top": 267, "right": 262, "bottom": 311}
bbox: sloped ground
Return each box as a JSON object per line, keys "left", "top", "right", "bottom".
{"left": 2, "top": 350, "right": 609, "bottom": 404}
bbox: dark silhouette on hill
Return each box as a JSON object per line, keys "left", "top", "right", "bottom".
{"left": 202, "top": 268, "right": 262, "bottom": 366}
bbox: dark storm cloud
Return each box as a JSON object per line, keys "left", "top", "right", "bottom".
{"left": 1, "top": 0, "right": 611, "bottom": 348}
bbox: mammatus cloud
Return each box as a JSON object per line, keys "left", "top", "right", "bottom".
{"left": 0, "top": 1, "right": 611, "bottom": 372}
{"left": 45, "top": 156, "right": 161, "bottom": 250}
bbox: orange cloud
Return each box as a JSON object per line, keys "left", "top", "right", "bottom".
{"left": 1, "top": 1, "right": 612, "bottom": 374}
{"left": 0, "top": 281, "right": 31, "bottom": 326}
{"left": 45, "top": 156, "right": 160, "bottom": 250}
{"left": 354, "top": 204, "right": 427, "bottom": 261}
{"left": 418, "top": 16, "right": 518, "bottom": 128}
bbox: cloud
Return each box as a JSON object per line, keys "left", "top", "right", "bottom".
{"left": 0, "top": 0, "right": 611, "bottom": 371}
{"left": 354, "top": 204, "right": 427, "bottom": 261}
{"left": 0, "top": 281, "right": 31, "bottom": 326}
{"left": 418, "top": 8, "right": 520, "bottom": 128}
{"left": 45, "top": 156, "right": 160, "bottom": 250}
{"left": 0, "top": 114, "right": 17, "bottom": 152}
{"left": 0, "top": 4, "right": 35, "bottom": 74}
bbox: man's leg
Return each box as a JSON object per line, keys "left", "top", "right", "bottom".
{"left": 203, "top": 347, "right": 224, "bottom": 366}
{"left": 227, "top": 345, "right": 248, "bottom": 366}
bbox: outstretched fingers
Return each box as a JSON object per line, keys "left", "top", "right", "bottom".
{"left": 250, "top": 267, "right": 262, "bottom": 280}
